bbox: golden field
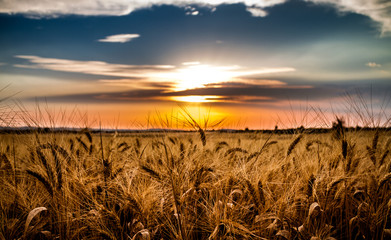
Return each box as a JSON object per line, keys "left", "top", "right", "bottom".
{"left": 0, "top": 127, "right": 390, "bottom": 239}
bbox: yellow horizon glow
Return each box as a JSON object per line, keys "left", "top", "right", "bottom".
{"left": 5, "top": 100, "right": 340, "bottom": 130}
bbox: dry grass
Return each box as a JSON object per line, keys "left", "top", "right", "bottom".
{"left": 0, "top": 129, "right": 391, "bottom": 240}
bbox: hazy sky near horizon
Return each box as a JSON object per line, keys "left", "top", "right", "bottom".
{"left": 0, "top": 0, "right": 390, "bottom": 129}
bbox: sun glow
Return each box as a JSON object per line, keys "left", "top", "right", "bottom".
{"left": 155, "top": 63, "right": 295, "bottom": 92}
{"left": 167, "top": 64, "right": 239, "bottom": 91}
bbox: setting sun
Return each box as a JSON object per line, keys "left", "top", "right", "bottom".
{"left": 166, "top": 64, "right": 239, "bottom": 91}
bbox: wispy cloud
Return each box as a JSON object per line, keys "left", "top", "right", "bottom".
{"left": 98, "top": 34, "right": 140, "bottom": 43}
{"left": 18, "top": 57, "right": 380, "bottom": 105}
{"left": 306, "top": 0, "right": 391, "bottom": 35}
{"left": 14, "top": 55, "right": 295, "bottom": 91}
{"left": 14, "top": 55, "right": 174, "bottom": 79}
{"left": 205, "top": 79, "right": 314, "bottom": 89}
{"left": 98, "top": 79, "right": 174, "bottom": 90}
{"left": 366, "top": 62, "right": 382, "bottom": 68}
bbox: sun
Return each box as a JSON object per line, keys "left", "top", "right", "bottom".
{"left": 170, "top": 64, "right": 238, "bottom": 91}
{"left": 153, "top": 63, "right": 243, "bottom": 103}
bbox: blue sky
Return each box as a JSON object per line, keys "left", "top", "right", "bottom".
{"left": 0, "top": 0, "right": 390, "bottom": 128}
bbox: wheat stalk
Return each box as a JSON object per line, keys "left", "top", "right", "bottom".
{"left": 307, "top": 174, "right": 316, "bottom": 199}
{"left": 372, "top": 131, "right": 379, "bottom": 150}
{"left": 287, "top": 135, "right": 303, "bottom": 157}
{"left": 26, "top": 169, "right": 53, "bottom": 196}
{"left": 379, "top": 150, "right": 389, "bottom": 167}
{"left": 140, "top": 165, "right": 162, "bottom": 181}
{"left": 225, "top": 147, "right": 248, "bottom": 156}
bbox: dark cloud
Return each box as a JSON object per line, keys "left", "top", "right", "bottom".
{"left": 28, "top": 76, "right": 391, "bottom": 105}
{"left": 174, "top": 85, "right": 341, "bottom": 100}
{"left": 28, "top": 89, "right": 168, "bottom": 103}
{"left": 26, "top": 83, "right": 340, "bottom": 103}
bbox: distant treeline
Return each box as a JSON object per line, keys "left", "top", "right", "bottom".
{"left": 220, "top": 127, "right": 391, "bottom": 134}
{"left": 1, "top": 126, "right": 391, "bottom": 134}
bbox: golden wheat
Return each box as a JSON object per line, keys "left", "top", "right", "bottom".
{"left": 0, "top": 128, "right": 390, "bottom": 239}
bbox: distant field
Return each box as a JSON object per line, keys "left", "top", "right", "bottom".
{"left": 1, "top": 129, "right": 390, "bottom": 239}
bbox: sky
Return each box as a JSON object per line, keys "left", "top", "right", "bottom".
{"left": 0, "top": 0, "right": 391, "bottom": 129}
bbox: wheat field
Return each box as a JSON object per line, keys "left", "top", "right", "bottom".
{"left": 1, "top": 126, "right": 391, "bottom": 239}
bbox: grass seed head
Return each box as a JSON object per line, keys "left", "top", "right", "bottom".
{"left": 287, "top": 135, "right": 303, "bottom": 157}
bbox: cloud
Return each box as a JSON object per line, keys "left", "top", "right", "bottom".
{"left": 366, "top": 62, "right": 382, "bottom": 68}
{"left": 305, "top": 0, "right": 391, "bottom": 35}
{"left": 14, "top": 55, "right": 174, "bottom": 79}
{"left": 14, "top": 55, "right": 310, "bottom": 104}
{"left": 27, "top": 78, "right": 391, "bottom": 106}
{"left": 14, "top": 55, "right": 295, "bottom": 91}
{"left": 184, "top": 6, "right": 199, "bottom": 15}
{"left": 205, "top": 79, "right": 315, "bottom": 89}
{"left": 98, "top": 79, "right": 174, "bottom": 89}
{"left": 246, "top": 7, "right": 268, "bottom": 17}
{"left": 174, "top": 85, "right": 339, "bottom": 102}
{"left": 18, "top": 56, "right": 388, "bottom": 105}
{"left": 1, "top": 0, "right": 390, "bottom": 34}
{"left": 28, "top": 83, "right": 336, "bottom": 105}
{"left": 0, "top": 0, "right": 283, "bottom": 17}
{"left": 98, "top": 34, "right": 140, "bottom": 43}
{"left": 29, "top": 89, "right": 169, "bottom": 103}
